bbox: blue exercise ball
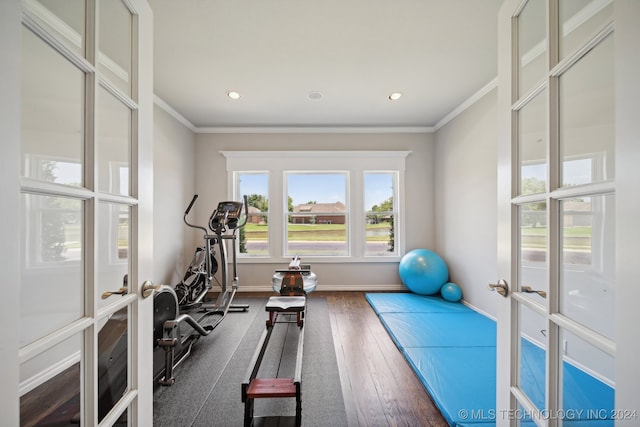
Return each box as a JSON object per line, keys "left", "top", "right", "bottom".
{"left": 440, "top": 282, "right": 463, "bottom": 302}
{"left": 399, "top": 249, "right": 449, "bottom": 295}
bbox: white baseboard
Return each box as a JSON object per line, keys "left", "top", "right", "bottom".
{"left": 461, "top": 300, "right": 496, "bottom": 321}
{"left": 237, "top": 283, "right": 407, "bottom": 293}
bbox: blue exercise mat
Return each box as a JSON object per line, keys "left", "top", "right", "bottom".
{"left": 366, "top": 293, "right": 615, "bottom": 427}
{"left": 378, "top": 311, "right": 496, "bottom": 349}
{"left": 404, "top": 346, "right": 497, "bottom": 425}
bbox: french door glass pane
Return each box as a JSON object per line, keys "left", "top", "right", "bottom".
{"left": 519, "top": 201, "right": 548, "bottom": 303}
{"left": 98, "top": 0, "right": 132, "bottom": 96}
{"left": 364, "top": 172, "right": 396, "bottom": 256}
{"left": 518, "top": 303, "right": 547, "bottom": 413}
{"left": 98, "top": 306, "right": 129, "bottom": 423}
{"left": 98, "top": 202, "right": 130, "bottom": 311}
{"left": 518, "top": 90, "right": 547, "bottom": 196}
{"left": 21, "top": 26, "right": 84, "bottom": 187}
{"left": 517, "top": 402, "right": 536, "bottom": 426}
{"left": 559, "top": 0, "right": 613, "bottom": 60}
{"left": 21, "top": 194, "right": 84, "bottom": 346}
{"left": 20, "top": 332, "right": 82, "bottom": 426}
{"left": 34, "top": 0, "right": 86, "bottom": 57}
{"left": 286, "top": 173, "right": 348, "bottom": 256}
{"left": 559, "top": 34, "right": 614, "bottom": 187}
{"left": 98, "top": 86, "right": 131, "bottom": 196}
{"left": 237, "top": 173, "right": 269, "bottom": 255}
{"left": 560, "top": 194, "right": 615, "bottom": 339}
{"left": 559, "top": 328, "right": 615, "bottom": 422}
{"left": 518, "top": 0, "right": 546, "bottom": 97}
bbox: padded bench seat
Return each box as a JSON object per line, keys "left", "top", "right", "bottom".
{"left": 266, "top": 296, "right": 307, "bottom": 312}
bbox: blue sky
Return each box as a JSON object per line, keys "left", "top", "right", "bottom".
{"left": 237, "top": 172, "right": 394, "bottom": 210}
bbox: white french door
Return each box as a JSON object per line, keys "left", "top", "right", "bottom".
{"left": 0, "top": 0, "right": 154, "bottom": 425}
{"left": 496, "top": 1, "right": 640, "bottom": 426}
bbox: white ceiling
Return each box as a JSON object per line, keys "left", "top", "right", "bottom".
{"left": 149, "top": 0, "right": 501, "bottom": 130}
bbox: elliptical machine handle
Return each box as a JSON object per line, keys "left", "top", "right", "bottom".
{"left": 183, "top": 194, "right": 208, "bottom": 235}
{"left": 185, "top": 194, "right": 198, "bottom": 215}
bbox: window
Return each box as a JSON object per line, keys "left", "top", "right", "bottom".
{"left": 364, "top": 172, "right": 398, "bottom": 256}
{"left": 237, "top": 173, "right": 269, "bottom": 255}
{"left": 286, "top": 172, "right": 348, "bottom": 256}
{"left": 226, "top": 151, "right": 409, "bottom": 262}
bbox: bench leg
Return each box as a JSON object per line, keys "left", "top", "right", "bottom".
{"left": 244, "top": 397, "right": 254, "bottom": 427}
{"left": 295, "top": 384, "right": 302, "bottom": 426}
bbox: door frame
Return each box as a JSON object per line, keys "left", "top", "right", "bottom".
{"left": 132, "top": 0, "right": 154, "bottom": 423}
{"left": 0, "top": 0, "right": 23, "bottom": 424}
{"left": 496, "top": 0, "right": 516, "bottom": 421}
{"left": 612, "top": 0, "right": 640, "bottom": 420}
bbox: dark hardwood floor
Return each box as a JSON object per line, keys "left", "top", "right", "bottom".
{"left": 314, "top": 291, "right": 448, "bottom": 427}
{"left": 21, "top": 290, "right": 444, "bottom": 426}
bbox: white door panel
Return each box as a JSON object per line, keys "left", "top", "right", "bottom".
{"left": 3, "top": 0, "right": 154, "bottom": 425}
{"left": 497, "top": 1, "right": 639, "bottom": 426}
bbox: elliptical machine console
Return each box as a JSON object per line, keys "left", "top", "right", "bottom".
{"left": 209, "top": 200, "right": 244, "bottom": 232}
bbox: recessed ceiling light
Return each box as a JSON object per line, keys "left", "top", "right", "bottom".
{"left": 226, "top": 90, "right": 241, "bottom": 100}
{"left": 308, "top": 91, "right": 323, "bottom": 100}
{"left": 388, "top": 92, "right": 403, "bottom": 101}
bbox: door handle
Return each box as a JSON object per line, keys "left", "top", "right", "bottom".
{"left": 488, "top": 279, "right": 509, "bottom": 297}
{"left": 101, "top": 274, "right": 129, "bottom": 299}
{"left": 141, "top": 280, "right": 161, "bottom": 298}
{"left": 521, "top": 285, "right": 547, "bottom": 298}
{"left": 102, "top": 287, "right": 127, "bottom": 299}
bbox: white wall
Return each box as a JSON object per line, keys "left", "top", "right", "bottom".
{"left": 152, "top": 105, "right": 197, "bottom": 286}
{"left": 434, "top": 88, "right": 499, "bottom": 318}
{"left": 194, "top": 132, "right": 435, "bottom": 291}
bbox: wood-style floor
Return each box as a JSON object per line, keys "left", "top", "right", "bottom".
{"left": 21, "top": 291, "right": 445, "bottom": 426}
{"left": 317, "top": 291, "right": 448, "bottom": 427}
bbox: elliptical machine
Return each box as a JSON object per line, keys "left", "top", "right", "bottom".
{"left": 153, "top": 195, "right": 249, "bottom": 386}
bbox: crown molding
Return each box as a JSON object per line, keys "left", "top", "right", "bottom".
{"left": 197, "top": 126, "right": 434, "bottom": 134}
{"left": 433, "top": 77, "right": 498, "bottom": 131}
{"left": 153, "top": 95, "right": 197, "bottom": 132}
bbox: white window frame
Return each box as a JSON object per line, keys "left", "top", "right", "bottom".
{"left": 223, "top": 150, "right": 410, "bottom": 264}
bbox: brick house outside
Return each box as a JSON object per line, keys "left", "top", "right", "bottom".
{"left": 290, "top": 202, "right": 346, "bottom": 224}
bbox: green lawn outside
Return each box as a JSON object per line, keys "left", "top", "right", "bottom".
{"left": 244, "top": 224, "right": 590, "bottom": 248}
{"left": 64, "top": 222, "right": 589, "bottom": 250}
{"left": 243, "top": 223, "right": 391, "bottom": 241}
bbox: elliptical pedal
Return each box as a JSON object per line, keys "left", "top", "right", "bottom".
{"left": 179, "top": 301, "right": 203, "bottom": 311}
